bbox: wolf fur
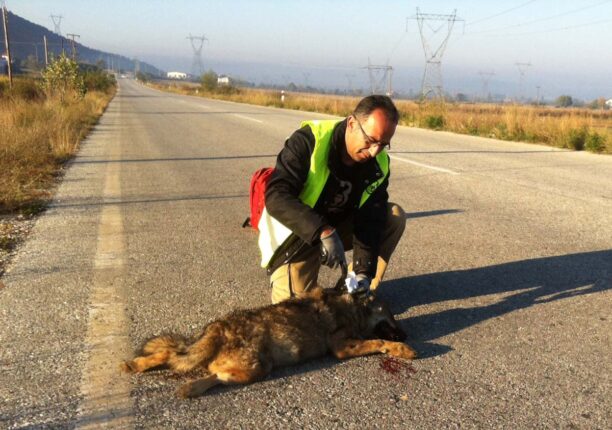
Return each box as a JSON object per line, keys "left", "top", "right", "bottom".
{"left": 121, "top": 288, "right": 416, "bottom": 398}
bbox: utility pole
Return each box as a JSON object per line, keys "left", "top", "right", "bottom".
{"left": 43, "top": 35, "right": 49, "bottom": 65}
{"left": 536, "top": 85, "right": 541, "bottom": 105}
{"left": 66, "top": 33, "right": 79, "bottom": 60}
{"left": 2, "top": 4, "right": 12, "bottom": 88}
{"left": 50, "top": 14, "right": 63, "bottom": 35}
{"left": 409, "top": 8, "right": 463, "bottom": 101}
{"left": 32, "top": 42, "right": 39, "bottom": 65}
{"left": 515, "top": 62, "right": 532, "bottom": 103}
{"left": 478, "top": 70, "right": 495, "bottom": 102}
{"left": 364, "top": 59, "right": 393, "bottom": 96}
{"left": 186, "top": 34, "right": 207, "bottom": 78}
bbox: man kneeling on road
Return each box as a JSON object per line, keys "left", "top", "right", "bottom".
{"left": 258, "top": 95, "right": 406, "bottom": 303}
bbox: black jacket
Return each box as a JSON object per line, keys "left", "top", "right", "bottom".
{"left": 265, "top": 118, "right": 389, "bottom": 277}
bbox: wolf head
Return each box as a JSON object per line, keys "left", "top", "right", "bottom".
{"left": 361, "top": 295, "right": 407, "bottom": 342}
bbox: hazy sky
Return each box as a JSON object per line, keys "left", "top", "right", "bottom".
{"left": 7, "top": 0, "right": 612, "bottom": 99}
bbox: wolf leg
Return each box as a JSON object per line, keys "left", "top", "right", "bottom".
{"left": 121, "top": 351, "right": 170, "bottom": 373}
{"left": 331, "top": 339, "right": 417, "bottom": 360}
{"left": 178, "top": 374, "right": 221, "bottom": 398}
{"left": 177, "top": 359, "right": 268, "bottom": 398}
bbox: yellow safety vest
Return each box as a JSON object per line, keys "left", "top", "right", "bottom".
{"left": 258, "top": 119, "right": 389, "bottom": 268}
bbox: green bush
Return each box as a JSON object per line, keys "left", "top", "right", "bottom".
{"left": 40, "top": 54, "right": 85, "bottom": 102}
{"left": 83, "top": 69, "right": 116, "bottom": 93}
{"left": 201, "top": 70, "right": 218, "bottom": 92}
{"left": 585, "top": 132, "right": 606, "bottom": 153}
{"left": 424, "top": 114, "right": 445, "bottom": 130}
{"left": 564, "top": 128, "right": 588, "bottom": 150}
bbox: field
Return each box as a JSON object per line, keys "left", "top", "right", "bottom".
{"left": 149, "top": 81, "right": 612, "bottom": 154}
{"left": 0, "top": 75, "right": 115, "bottom": 213}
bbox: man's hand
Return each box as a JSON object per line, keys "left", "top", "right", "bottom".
{"left": 320, "top": 227, "right": 346, "bottom": 269}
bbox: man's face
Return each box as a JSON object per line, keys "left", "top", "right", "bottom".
{"left": 344, "top": 108, "right": 396, "bottom": 165}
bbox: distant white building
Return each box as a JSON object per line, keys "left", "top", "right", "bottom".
{"left": 217, "top": 75, "right": 231, "bottom": 86}
{"left": 606, "top": 99, "right": 612, "bottom": 108}
{"left": 167, "top": 71, "right": 187, "bottom": 80}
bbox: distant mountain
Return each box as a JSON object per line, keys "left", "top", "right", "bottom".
{"left": 0, "top": 10, "right": 163, "bottom": 75}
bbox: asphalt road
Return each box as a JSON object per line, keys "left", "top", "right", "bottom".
{"left": 1, "top": 79, "right": 610, "bottom": 429}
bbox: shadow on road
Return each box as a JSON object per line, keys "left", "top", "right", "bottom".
{"left": 380, "top": 249, "right": 611, "bottom": 358}
{"left": 49, "top": 193, "right": 249, "bottom": 209}
{"left": 406, "top": 209, "right": 463, "bottom": 219}
{"left": 72, "top": 154, "right": 278, "bottom": 164}
{"left": 391, "top": 149, "right": 565, "bottom": 154}
{"left": 123, "top": 111, "right": 269, "bottom": 116}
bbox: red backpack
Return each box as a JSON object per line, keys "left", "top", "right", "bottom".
{"left": 242, "top": 167, "right": 274, "bottom": 231}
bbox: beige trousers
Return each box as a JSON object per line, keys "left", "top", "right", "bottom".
{"left": 270, "top": 202, "right": 406, "bottom": 304}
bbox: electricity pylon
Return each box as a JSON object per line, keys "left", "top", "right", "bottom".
{"left": 364, "top": 59, "right": 393, "bottom": 96}
{"left": 478, "top": 70, "right": 495, "bottom": 102}
{"left": 50, "top": 14, "right": 63, "bottom": 35}
{"left": 187, "top": 34, "right": 207, "bottom": 78}
{"left": 409, "top": 8, "right": 463, "bottom": 101}
{"left": 515, "top": 62, "right": 532, "bottom": 102}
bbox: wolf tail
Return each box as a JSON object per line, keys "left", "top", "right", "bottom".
{"left": 122, "top": 323, "right": 223, "bottom": 374}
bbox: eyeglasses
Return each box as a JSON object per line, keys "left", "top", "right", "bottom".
{"left": 352, "top": 114, "right": 391, "bottom": 150}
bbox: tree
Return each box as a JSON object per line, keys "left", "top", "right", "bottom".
{"left": 455, "top": 93, "right": 469, "bottom": 102}
{"left": 587, "top": 97, "right": 607, "bottom": 111}
{"left": 41, "top": 53, "right": 85, "bottom": 102}
{"left": 555, "top": 95, "right": 573, "bottom": 108}
{"left": 136, "top": 71, "right": 148, "bottom": 82}
{"left": 201, "top": 70, "right": 218, "bottom": 92}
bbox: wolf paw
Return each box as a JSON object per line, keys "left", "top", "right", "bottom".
{"left": 120, "top": 360, "right": 136, "bottom": 373}
{"left": 386, "top": 342, "right": 417, "bottom": 360}
{"left": 177, "top": 383, "right": 197, "bottom": 399}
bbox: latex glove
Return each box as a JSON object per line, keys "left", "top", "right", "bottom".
{"left": 320, "top": 229, "right": 346, "bottom": 269}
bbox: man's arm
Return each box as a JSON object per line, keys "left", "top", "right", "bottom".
{"left": 265, "top": 126, "right": 329, "bottom": 245}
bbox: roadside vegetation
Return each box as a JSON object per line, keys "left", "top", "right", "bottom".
{"left": 0, "top": 54, "right": 116, "bottom": 213}
{"left": 149, "top": 75, "right": 611, "bottom": 154}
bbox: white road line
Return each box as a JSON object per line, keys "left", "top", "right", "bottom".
{"left": 76, "top": 139, "right": 134, "bottom": 428}
{"left": 178, "top": 99, "right": 211, "bottom": 109}
{"left": 389, "top": 154, "right": 460, "bottom": 175}
{"left": 233, "top": 113, "right": 264, "bottom": 123}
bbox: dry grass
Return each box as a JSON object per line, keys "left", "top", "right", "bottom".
{"left": 0, "top": 76, "right": 115, "bottom": 213}
{"left": 149, "top": 81, "right": 612, "bottom": 154}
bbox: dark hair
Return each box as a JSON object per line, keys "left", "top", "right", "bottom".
{"left": 353, "top": 95, "right": 399, "bottom": 124}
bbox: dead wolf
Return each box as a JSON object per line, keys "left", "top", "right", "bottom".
{"left": 121, "top": 288, "right": 416, "bottom": 398}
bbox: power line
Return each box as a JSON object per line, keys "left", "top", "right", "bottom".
{"left": 463, "top": 17, "right": 612, "bottom": 38}
{"left": 467, "top": 0, "right": 612, "bottom": 34}
{"left": 467, "top": 0, "right": 538, "bottom": 26}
